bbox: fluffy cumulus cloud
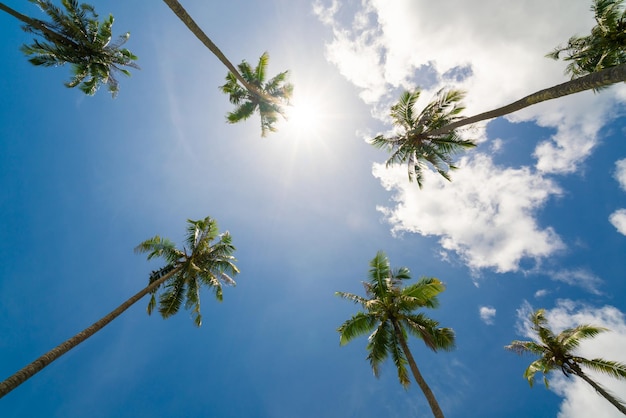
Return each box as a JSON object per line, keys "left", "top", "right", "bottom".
{"left": 374, "top": 154, "right": 564, "bottom": 273}
{"left": 479, "top": 306, "right": 496, "bottom": 325}
{"left": 610, "top": 209, "right": 626, "bottom": 236}
{"left": 515, "top": 300, "right": 626, "bottom": 418}
{"left": 314, "top": 0, "right": 626, "bottom": 273}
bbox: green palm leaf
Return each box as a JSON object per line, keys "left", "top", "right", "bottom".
{"left": 372, "top": 88, "right": 476, "bottom": 188}
{"left": 135, "top": 216, "right": 239, "bottom": 327}
{"left": 506, "top": 307, "right": 626, "bottom": 414}
{"left": 336, "top": 251, "right": 454, "bottom": 417}
{"left": 8, "top": 0, "right": 138, "bottom": 96}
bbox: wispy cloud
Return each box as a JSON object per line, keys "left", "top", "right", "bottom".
{"left": 548, "top": 268, "right": 604, "bottom": 295}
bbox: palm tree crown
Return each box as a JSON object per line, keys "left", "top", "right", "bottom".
{"left": 220, "top": 52, "right": 293, "bottom": 137}
{"left": 0, "top": 0, "right": 138, "bottom": 97}
{"left": 135, "top": 216, "right": 239, "bottom": 327}
{"left": 371, "top": 89, "right": 476, "bottom": 187}
{"left": 336, "top": 251, "right": 455, "bottom": 418}
{"left": 547, "top": 0, "right": 626, "bottom": 78}
{"left": 506, "top": 308, "right": 626, "bottom": 415}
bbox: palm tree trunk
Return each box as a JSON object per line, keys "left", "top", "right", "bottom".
{"left": 0, "top": 266, "right": 181, "bottom": 399}
{"left": 0, "top": 2, "right": 80, "bottom": 50}
{"left": 161, "top": 0, "right": 267, "bottom": 100}
{"left": 571, "top": 364, "right": 626, "bottom": 416}
{"left": 424, "top": 63, "right": 626, "bottom": 138}
{"left": 393, "top": 321, "right": 446, "bottom": 418}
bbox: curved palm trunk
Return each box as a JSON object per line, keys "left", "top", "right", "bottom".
{"left": 161, "top": 0, "right": 267, "bottom": 101}
{"left": 393, "top": 321, "right": 446, "bottom": 418}
{"left": 570, "top": 363, "right": 626, "bottom": 416}
{"left": 0, "top": 2, "right": 80, "bottom": 49}
{"left": 424, "top": 63, "right": 626, "bottom": 138}
{"left": 0, "top": 266, "right": 181, "bottom": 399}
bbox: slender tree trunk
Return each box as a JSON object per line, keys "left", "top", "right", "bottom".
{"left": 0, "top": 266, "right": 181, "bottom": 399}
{"left": 0, "top": 2, "right": 80, "bottom": 49}
{"left": 393, "top": 321, "right": 446, "bottom": 418}
{"left": 424, "top": 63, "right": 626, "bottom": 138}
{"left": 570, "top": 363, "right": 626, "bottom": 416}
{"left": 161, "top": 0, "right": 268, "bottom": 100}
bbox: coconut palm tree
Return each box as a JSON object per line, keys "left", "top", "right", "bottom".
{"left": 220, "top": 52, "right": 293, "bottom": 137}
{"left": 0, "top": 0, "right": 138, "bottom": 97}
{"left": 371, "top": 88, "right": 476, "bottom": 187}
{"left": 412, "top": 0, "right": 626, "bottom": 141}
{"left": 547, "top": 0, "right": 626, "bottom": 78}
{"left": 0, "top": 216, "right": 238, "bottom": 399}
{"left": 161, "top": 0, "right": 292, "bottom": 135}
{"left": 506, "top": 308, "right": 626, "bottom": 415}
{"left": 336, "top": 251, "right": 455, "bottom": 418}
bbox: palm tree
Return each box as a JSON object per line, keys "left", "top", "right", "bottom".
{"left": 0, "top": 0, "right": 138, "bottom": 97}
{"left": 547, "top": 0, "right": 626, "bottom": 78}
{"left": 371, "top": 89, "right": 477, "bottom": 187}
{"left": 412, "top": 63, "right": 626, "bottom": 143}
{"left": 506, "top": 308, "right": 626, "bottom": 415}
{"left": 336, "top": 251, "right": 455, "bottom": 418}
{"left": 0, "top": 216, "right": 238, "bottom": 399}
{"left": 220, "top": 52, "right": 293, "bottom": 136}
{"left": 161, "top": 0, "right": 292, "bottom": 135}
{"left": 413, "top": 0, "right": 626, "bottom": 141}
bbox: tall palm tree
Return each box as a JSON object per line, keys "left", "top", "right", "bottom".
{"left": 0, "top": 216, "right": 238, "bottom": 399}
{"left": 413, "top": 63, "right": 626, "bottom": 142}
{"left": 220, "top": 52, "right": 293, "bottom": 137}
{"left": 336, "top": 251, "right": 455, "bottom": 418}
{"left": 0, "top": 0, "right": 138, "bottom": 97}
{"left": 371, "top": 89, "right": 477, "bottom": 187}
{"left": 161, "top": 0, "right": 292, "bottom": 135}
{"left": 547, "top": 0, "right": 626, "bottom": 78}
{"left": 506, "top": 308, "right": 626, "bottom": 415}
{"left": 413, "top": 0, "right": 626, "bottom": 141}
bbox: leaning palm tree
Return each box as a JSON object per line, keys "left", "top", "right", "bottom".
{"left": 220, "top": 52, "right": 293, "bottom": 136}
{"left": 413, "top": 0, "right": 626, "bottom": 141}
{"left": 506, "top": 308, "right": 626, "bottom": 415}
{"left": 371, "top": 88, "right": 477, "bottom": 187}
{"left": 161, "top": 0, "right": 292, "bottom": 135}
{"left": 0, "top": 216, "right": 238, "bottom": 399}
{"left": 547, "top": 0, "right": 626, "bottom": 78}
{"left": 0, "top": 0, "right": 138, "bottom": 97}
{"left": 336, "top": 251, "right": 455, "bottom": 418}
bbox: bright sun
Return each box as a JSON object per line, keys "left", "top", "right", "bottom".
{"left": 281, "top": 93, "right": 326, "bottom": 139}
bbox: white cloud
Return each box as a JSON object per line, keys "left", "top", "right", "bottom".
{"left": 534, "top": 289, "right": 549, "bottom": 298}
{"left": 515, "top": 300, "right": 626, "bottom": 418}
{"left": 615, "top": 159, "right": 626, "bottom": 191}
{"left": 609, "top": 209, "right": 626, "bottom": 236}
{"left": 314, "top": 0, "right": 626, "bottom": 274}
{"left": 479, "top": 306, "right": 496, "bottom": 325}
{"left": 548, "top": 268, "right": 604, "bottom": 295}
{"left": 315, "top": 0, "right": 625, "bottom": 159}
{"left": 374, "top": 154, "right": 564, "bottom": 273}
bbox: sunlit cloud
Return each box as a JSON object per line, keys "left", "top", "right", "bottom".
{"left": 479, "top": 306, "right": 496, "bottom": 325}
{"left": 314, "top": 0, "right": 626, "bottom": 275}
{"left": 609, "top": 209, "right": 626, "bottom": 236}
{"left": 374, "top": 154, "right": 564, "bottom": 273}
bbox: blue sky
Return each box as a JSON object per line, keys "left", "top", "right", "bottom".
{"left": 1, "top": 0, "right": 625, "bottom": 417}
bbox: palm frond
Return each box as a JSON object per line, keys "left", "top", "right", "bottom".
{"left": 578, "top": 357, "right": 626, "bottom": 379}
{"left": 337, "top": 312, "right": 378, "bottom": 346}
